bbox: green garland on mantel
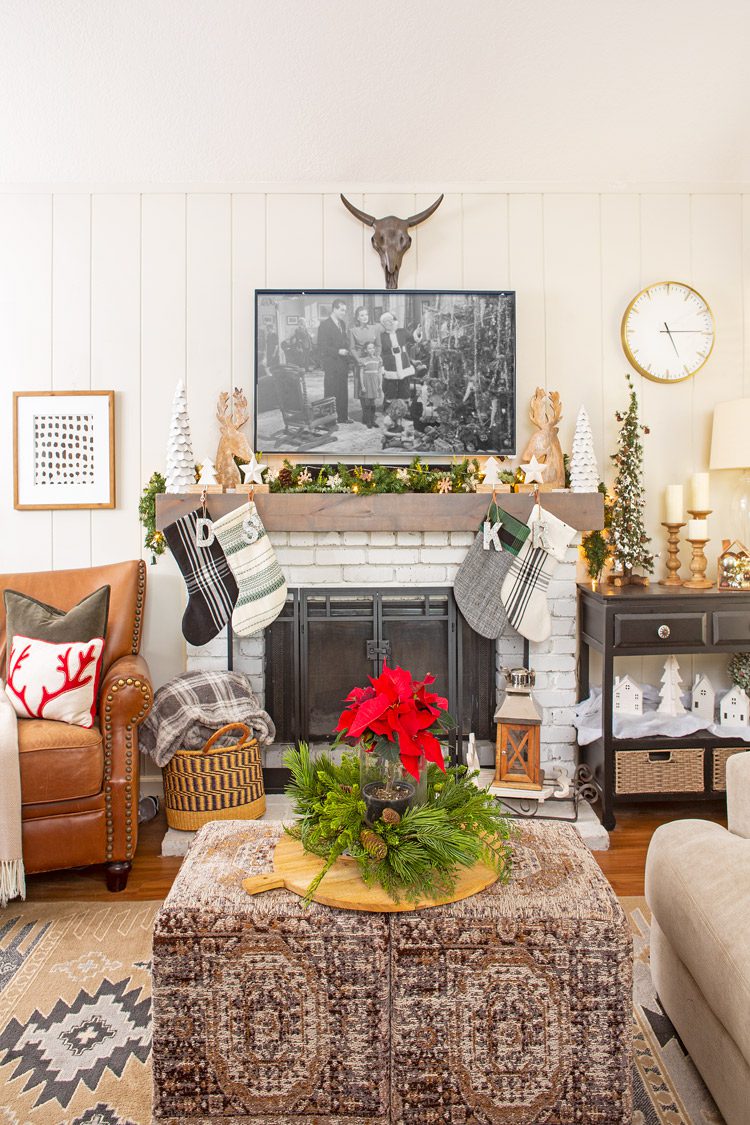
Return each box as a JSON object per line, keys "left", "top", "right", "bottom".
{"left": 284, "top": 744, "right": 515, "bottom": 906}
{"left": 268, "top": 456, "right": 516, "bottom": 495}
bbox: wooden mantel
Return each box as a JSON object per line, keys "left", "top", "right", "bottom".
{"left": 155, "top": 491, "right": 604, "bottom": 532}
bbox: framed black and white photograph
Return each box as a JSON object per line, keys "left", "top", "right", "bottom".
{"left": 13, "top": 390, "right": 116, "bottom": 510}
{"left": 255, "top": 290, "right": 515, "bottom": 457}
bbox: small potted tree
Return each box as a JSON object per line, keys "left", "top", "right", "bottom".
{"left": 333, "top": 662, "right": 454, "bottom": 823}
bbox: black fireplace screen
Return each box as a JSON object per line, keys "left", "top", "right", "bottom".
{"left": 265, "top": 587, "right": 496, "bottom": 767}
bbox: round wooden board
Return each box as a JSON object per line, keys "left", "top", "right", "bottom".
{"left": 242, "top": 833, "right": 501, "bottom": 912}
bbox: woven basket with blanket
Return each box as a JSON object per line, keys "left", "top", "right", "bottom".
{"left": 162, "top": 722, "right": 265, "bottom": 830}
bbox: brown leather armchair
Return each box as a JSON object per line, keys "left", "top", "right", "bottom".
{"left": 0, "top": 560, "right": 153, "bottom": 891}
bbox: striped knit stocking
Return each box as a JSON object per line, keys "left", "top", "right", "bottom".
{"left": 212, "top": 502, "right": 287, "bottom": 637}
{"left": 500, "top": 504, "right": 576, "bottom": 642}
{"left": 163, "top": 507, "right": 239, "bottom": 645}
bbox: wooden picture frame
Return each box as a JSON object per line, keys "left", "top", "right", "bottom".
{"left": 13, "top": 390, "right": 116, "bottom": 510}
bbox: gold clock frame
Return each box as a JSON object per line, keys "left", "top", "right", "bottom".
{"left": 620, "top": 280, "right": 715, "bottom": 384}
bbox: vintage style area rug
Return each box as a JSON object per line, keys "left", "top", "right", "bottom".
{"left": 0, "top": 897, "right": 724, "bottom": 1124}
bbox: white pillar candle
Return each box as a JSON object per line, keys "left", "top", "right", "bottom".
{"left": 688, "top": 519, "right": 708, "bottom": 540}
{"left": 691, "top": 472, "right": 710, "bottom": 511}
{"left": 665, "top": 484, "right": 683, "bottom": 523}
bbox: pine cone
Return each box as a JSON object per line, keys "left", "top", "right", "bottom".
{"left": 360, "top": 828, "right": 388, "bottom": 860}
{"left": 277, "top": 467, "right": 294, "bottom": 489}
{"left": 381, "top": 808, "right": 401, "bottom": 825}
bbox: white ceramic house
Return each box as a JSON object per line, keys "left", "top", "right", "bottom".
{"left": 720, "top": 686, "right": 750, "bottom": 727}
{"left": 613, "top": 675, "right": 643, "bottom": 716}
{"left": 691, "top": 674, "right": 715, "bottom": 723}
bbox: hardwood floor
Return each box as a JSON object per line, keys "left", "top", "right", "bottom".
{"left": 594, "top": 800, "right": 726, "bottom": 895}
{"left": 23, "top": 800, "right": 728, "bottom": 902}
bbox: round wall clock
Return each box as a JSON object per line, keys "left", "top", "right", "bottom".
{"left": 621, "top": 281, "right": 715, "bottom": 383}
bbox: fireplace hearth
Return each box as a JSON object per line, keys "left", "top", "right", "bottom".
{"left": 262, "top": 586, "right": 495, "bottom": 790}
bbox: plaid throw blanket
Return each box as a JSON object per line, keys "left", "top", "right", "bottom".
{"left": 139, "top": 670, "right": 276, "bottom": 768}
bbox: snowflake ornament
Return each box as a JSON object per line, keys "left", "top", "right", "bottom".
{"left": 327, "top": 474, "right": 342, "bottom": 489}
{"left": 437, "top": 476, "right": 452, "bottom": 494}
{"left": 298, "top": 468, "right": 312, "bottom": 485}
{"left": 396, "top": 467, "right": 410, "bottom": 483}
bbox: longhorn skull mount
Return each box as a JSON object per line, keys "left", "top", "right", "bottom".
{"left": 340, "top": 193, "right": 444, "bottom": 289}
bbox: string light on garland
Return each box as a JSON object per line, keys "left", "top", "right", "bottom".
{"left": 266, "top": 457, "right": 509, "bottom": 495}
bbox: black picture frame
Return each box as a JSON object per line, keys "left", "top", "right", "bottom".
{"left": 254, "top": 289, "right": 516, "bottom": 458}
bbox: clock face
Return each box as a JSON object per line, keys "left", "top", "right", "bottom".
{"left": 621, "top": 282, "right": 715, "bottom": 383}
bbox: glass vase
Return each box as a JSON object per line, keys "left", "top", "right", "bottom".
{"left": 359, "top": 745, "right": 427, "bottom": 824}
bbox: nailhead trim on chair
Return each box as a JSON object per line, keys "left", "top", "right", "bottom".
{"left": 131, "top": 560, "right": 147, "bottom": 655}
{"left": 102, "top": 677, "right": 152, "bottom": 861}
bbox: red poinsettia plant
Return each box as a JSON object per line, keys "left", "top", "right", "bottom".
{"left": 333, "top": 662, "right": 453, "bottom": 781}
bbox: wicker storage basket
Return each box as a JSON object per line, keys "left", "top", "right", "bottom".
{"left": 712, "top": 747, "right": 746, "bottom": 792}
{"left": 163, "top": 722, "right": 266, "bottom": 831}
{"left": 615, "top": 748, "right": 704, "bottom": 795}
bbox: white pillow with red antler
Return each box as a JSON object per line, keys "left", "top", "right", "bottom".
{"left": 4, "top": 634, "right": 105, "bottom": 728}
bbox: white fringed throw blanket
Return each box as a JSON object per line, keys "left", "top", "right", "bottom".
{"left": 0, "top": 691, "right": 25, "bottom": 906}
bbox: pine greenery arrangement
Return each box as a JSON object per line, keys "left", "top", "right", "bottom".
{"left": 267, "top": 456, "right": 514, "bottom": 495}
{"left": 284, "top": 744, "right": 515, "bottom": 906}
{"left": 609, "top": 374, "right": 654, "bottom": 580}
{"left": 581, "top": 482, "right": 613, "bottom": 580}
{"left": 139, "top": 472, "right": 167, "bottom": 557}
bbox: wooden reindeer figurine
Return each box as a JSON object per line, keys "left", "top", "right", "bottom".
{"left": 215, "top": 388, "right": 252, "bottom": 489}
{"left": 521, "top": 388, "right": 565, "bottom": 487}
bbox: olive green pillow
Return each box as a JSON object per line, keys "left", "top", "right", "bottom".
{"left": 4, "top": 586, "right": 110, "bottom": 674}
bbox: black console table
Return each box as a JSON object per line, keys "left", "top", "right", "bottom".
{"left": 577, "top": 583, "right": 750, "bottom": 830}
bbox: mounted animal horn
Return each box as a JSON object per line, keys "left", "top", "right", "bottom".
{"left": 340, "top": 193, "right": 444, "bottom": 290}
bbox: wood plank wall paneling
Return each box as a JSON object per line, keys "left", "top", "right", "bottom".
{"left": 90, "top": 194, "right": 141, "bottom": 565}
{"left": 0, "top": 195, "right": 53, "bottom": 573}
{"left": 2, "top": 186, "right": 750, "bottom": 706}
{"left": 51, "top": 193, "right": 92, "bottom": 570}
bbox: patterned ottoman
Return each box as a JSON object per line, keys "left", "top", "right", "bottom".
{"left": 152, "top": 820, "right": 632, "bottom": 1124}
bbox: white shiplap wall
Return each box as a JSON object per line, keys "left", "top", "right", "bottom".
{"left": 2, "top": 188, "right": 749, "bottom": 703}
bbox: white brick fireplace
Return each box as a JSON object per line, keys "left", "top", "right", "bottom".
{"left": 186, "top": 529, "right": 580, "bottom": 772}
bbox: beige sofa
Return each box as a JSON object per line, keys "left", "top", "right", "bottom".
{"left": 645, "top": 752, "right": 750, "bottom": 1125}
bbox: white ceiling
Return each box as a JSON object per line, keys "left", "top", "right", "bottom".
{"left": 0, "top": 0, "right": 747, "bottom": 186}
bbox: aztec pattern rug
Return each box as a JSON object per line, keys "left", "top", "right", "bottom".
{"left": 0, "top": 901, "right": 157, "bottom": 1125}
{"left": 0, "top": 897, "right": 725, "bottom": 1124}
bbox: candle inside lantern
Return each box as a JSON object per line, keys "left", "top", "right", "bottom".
{"left": 665, "top": 484, "right": 683, "bottom": 524}
{"left": 691, "top": 472, "right": 710, "bottom": 511}
{"left": 688, "top": 518, "right": 708, "bottom": 540}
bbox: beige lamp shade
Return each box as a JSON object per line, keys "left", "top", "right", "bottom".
{"left": 710, "top": 399, "right": 750, "bottom": 470}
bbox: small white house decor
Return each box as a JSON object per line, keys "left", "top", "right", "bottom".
{"left": 613, "top": 675, "right": 643, "bottom": 716}
{"left": 720, "top": 686, "right": 750, "bottom": 727}
{"left": 691, "top": 674, "right": 715, "bottom": 722}
{"left": 657, "top": 655, "right": 688, "bottom": 717}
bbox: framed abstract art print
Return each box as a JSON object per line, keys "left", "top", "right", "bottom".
{"left": 13, "top": 390, "right": 116, "bottom": 510}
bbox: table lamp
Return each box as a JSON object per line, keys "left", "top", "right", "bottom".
{"left": 710, "top": 398, "right": 750, "bottom": 548}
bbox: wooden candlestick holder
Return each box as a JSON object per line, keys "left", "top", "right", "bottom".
{"left": 659, "top": 522, "right": 686, "bottom": 585}
{"left": 684, "top": 538, "right": 712, "bottom": 589}
{"left": 683, "top": 507, "right": 712, "bottom": 589}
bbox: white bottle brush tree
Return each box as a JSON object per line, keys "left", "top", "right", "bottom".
{"left": 165, "top": 380, "right": 196, "bottom": 493}
{"left": 609, "top": 374, "right": 654, "bottom": 581}
{"left": 569, "top": 405, "right": 599, "bottom": 492}
{"left": 657, "top": 655, "right": 687, "bottom": 716}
